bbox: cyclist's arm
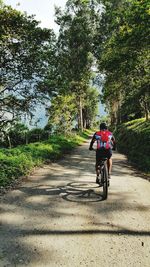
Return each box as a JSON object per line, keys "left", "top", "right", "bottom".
{"left": 89, "top": 133, "right": 96, "bottom": 150}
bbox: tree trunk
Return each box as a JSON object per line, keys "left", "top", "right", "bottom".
{"left": 82, "top": 108, "right": 87, "bottom": 129}
{"left": 86, "top": 119, "right": 90, "bottom": 129}
{"left": 144, "top": 102, "right": 149, "bottom": 121}
{"left": 7, "top": 135, "right": 11, "bottom": 149}
{"left": 145, "top": 109, "right": 149, "bottom": 121}
{"left": 78, "top": 96, "right": 83, "bottom": 131}
{"left": 25, "top": 132, "right": 28, "bottom": 145}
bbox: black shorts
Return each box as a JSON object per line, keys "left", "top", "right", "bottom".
{"left": 96, "top": 148, "right": 112, "bottom": 166}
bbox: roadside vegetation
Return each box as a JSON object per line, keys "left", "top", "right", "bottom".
{"left": 115, "top": 118, "right": 150, "bottom": 173}
{"left": 0, "top": 129, "right": 92, "bottom": 187}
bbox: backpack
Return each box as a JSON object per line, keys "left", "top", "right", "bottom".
{"left": 95, "top": 130, "right": 113, "bottom": 150}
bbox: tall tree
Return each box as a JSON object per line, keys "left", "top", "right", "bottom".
{"left": 0, "top": 4, "right": 56, "bottom": 129}
{"left": 94, "top": 0, "right": 150, "bottom": 123}
{"left": 54, "top": 0, "right": 101, "bottom": 130}
{"left": 47, "top": 94, "right": 77, "bottom": 134}
{"left": 83, "top": 86, "right": 100, "bottom": 128}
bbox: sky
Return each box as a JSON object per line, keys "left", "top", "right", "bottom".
{"left": 4, "top": 0, "right": 67, "bottom": 32}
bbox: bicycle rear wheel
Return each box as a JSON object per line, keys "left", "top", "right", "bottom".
{"left": 101, "top": 162, "right": 108, "bottom": 200}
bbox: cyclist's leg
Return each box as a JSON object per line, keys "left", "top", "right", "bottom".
{"left": 95, "top": 149, "right": 103, "bottom": 176}
{"left": 106, "top": 149, "right": 112, "bottom": 178}
{"left": 107, "top": 158, "right": 112, "bottom": 176}
{"left": 95, "top": 151, "right": 98, "bottom": 176}
{"left": 95, "top": 163, "right": 100, "bottom": 176}
{"left": 95, "top": 163, "right": 100, "bottom": 184}
{"left": 95, "top": 150, "right": 103, "bottom": 184}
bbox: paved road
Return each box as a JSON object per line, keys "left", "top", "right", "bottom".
{"left": 0, "top": 139, "right": 150, "bottom": 267}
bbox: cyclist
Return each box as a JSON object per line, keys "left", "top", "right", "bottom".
{"left": 89, "top": 122, "right": 116, "bottom": 184}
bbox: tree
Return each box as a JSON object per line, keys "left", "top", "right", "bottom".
{"left": 47, "top": 94, "right": 77, "bottom": 134}
{"left": 0, "top": 122, "right": 29, "bottom": 148}
{"left": 8, "top": 123, "right": 29, "bottom": 147}
{"left": 83, "top": 86, "right": 100, "bottom": 128}
{"left": 94, "top": 0, "right": 150, "bottom": 123}
{"left": 54, "top": 0, "right": 101, "bottom": 130}
{"left": 0, "top": 4, "right": 56, "bottom": 130}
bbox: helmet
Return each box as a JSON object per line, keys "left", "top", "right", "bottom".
{"left": 100, "top": 122, "right": 108, "bottom": 130}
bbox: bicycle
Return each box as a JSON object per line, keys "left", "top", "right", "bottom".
{"left": 97, "top": 158, "right": 109, "bottom": 200}
{"left": 93, "top": 149, "right": 109, "bottom": 200}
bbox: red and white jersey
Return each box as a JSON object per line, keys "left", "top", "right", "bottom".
{"left": 94, "top": 130, "right": 113, "bottom": 149}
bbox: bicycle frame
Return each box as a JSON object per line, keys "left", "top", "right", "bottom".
{"left": 99, "top": 159, "right": 108, "bottom": 200}
{"left": 92, "top": 149, "right": 109, "bottom": 200}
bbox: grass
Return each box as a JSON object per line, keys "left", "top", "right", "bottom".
{"left": 0, "top": 129, "right": 92, "bottom": 187}
{"left": 114, "top": 118, "right": 150, "bottom": 174}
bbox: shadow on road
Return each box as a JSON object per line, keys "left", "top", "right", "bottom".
{"left": 19, "top": 181, "right": 104, "bottom": 202}
{"left": 0, "top": 145, "right": 150, "bottom": 266}
{"left": 60, "top": 181, "right": 104, "bottom": 202}
{"left": 13, "top": 228, "right": 150, "bottom": 237}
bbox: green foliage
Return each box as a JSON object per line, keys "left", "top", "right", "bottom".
{"left": 47, "top": 94, "right": 77, "bottom": 134}
{"left": 0, "top": 123, "right": 52, "bottom": 148}
{"left": 1, "top": 1, "right": 101, "bottom": 134}
{"left": 95, "top": 0, "right": 150, "bottom": 123}
{"left": 8, "top": 123, "right": 28, "bottom": 147}
{"left": 0, "top": 151, "right": 34, "bottom": 186}
{"left": 0, "top": 130, "right": 90, "bottom": 186}
{"left": 76, "top": 128, "right": 93, "bottom": 140}
{"left": 114, "top": 118, "right": 150, "bottom": 172}
{"left": 27, "top": 128, "right": 48, "bottom": 143}
{"left": 53, "top": 0, "right": 101, "bottom": 130}
{"left": 0, "top": 4, "right": 56, "bottom": 129}
{"left": 83, "top": 86, "right": 100, "bottom": 128}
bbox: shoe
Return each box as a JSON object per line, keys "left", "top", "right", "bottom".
{"left": 99, "top": 181, "right": 103, "bottom": 187}
{"left": 96, "top": 176, "right": 103, "bottom": 187}
{"left": 108, "top": 175, "right": 111, "bottom": 187}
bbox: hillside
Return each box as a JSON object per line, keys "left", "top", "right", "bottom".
{"left": 114, "top": 118, "right": 150, "bottom": 174}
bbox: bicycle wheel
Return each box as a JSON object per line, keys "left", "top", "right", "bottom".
{"left": 101, "top": 162, "right": 108, "bottom": 200}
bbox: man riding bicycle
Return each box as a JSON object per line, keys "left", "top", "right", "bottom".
{"left": 89, "top": 122, "right": 116, "bottom": 184}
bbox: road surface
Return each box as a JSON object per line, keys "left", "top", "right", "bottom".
{"left": 0, "top": 139, "right": 150, "bottom": 267}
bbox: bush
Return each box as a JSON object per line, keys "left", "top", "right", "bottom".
{"left": 0, "top": 130, "right": 91, "bottom": 187}
{"left": 114, "top": 118, "right": 150, "bottom": 173}
{"left": 0, "top": 152, "right": 35, "bottom": 186}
